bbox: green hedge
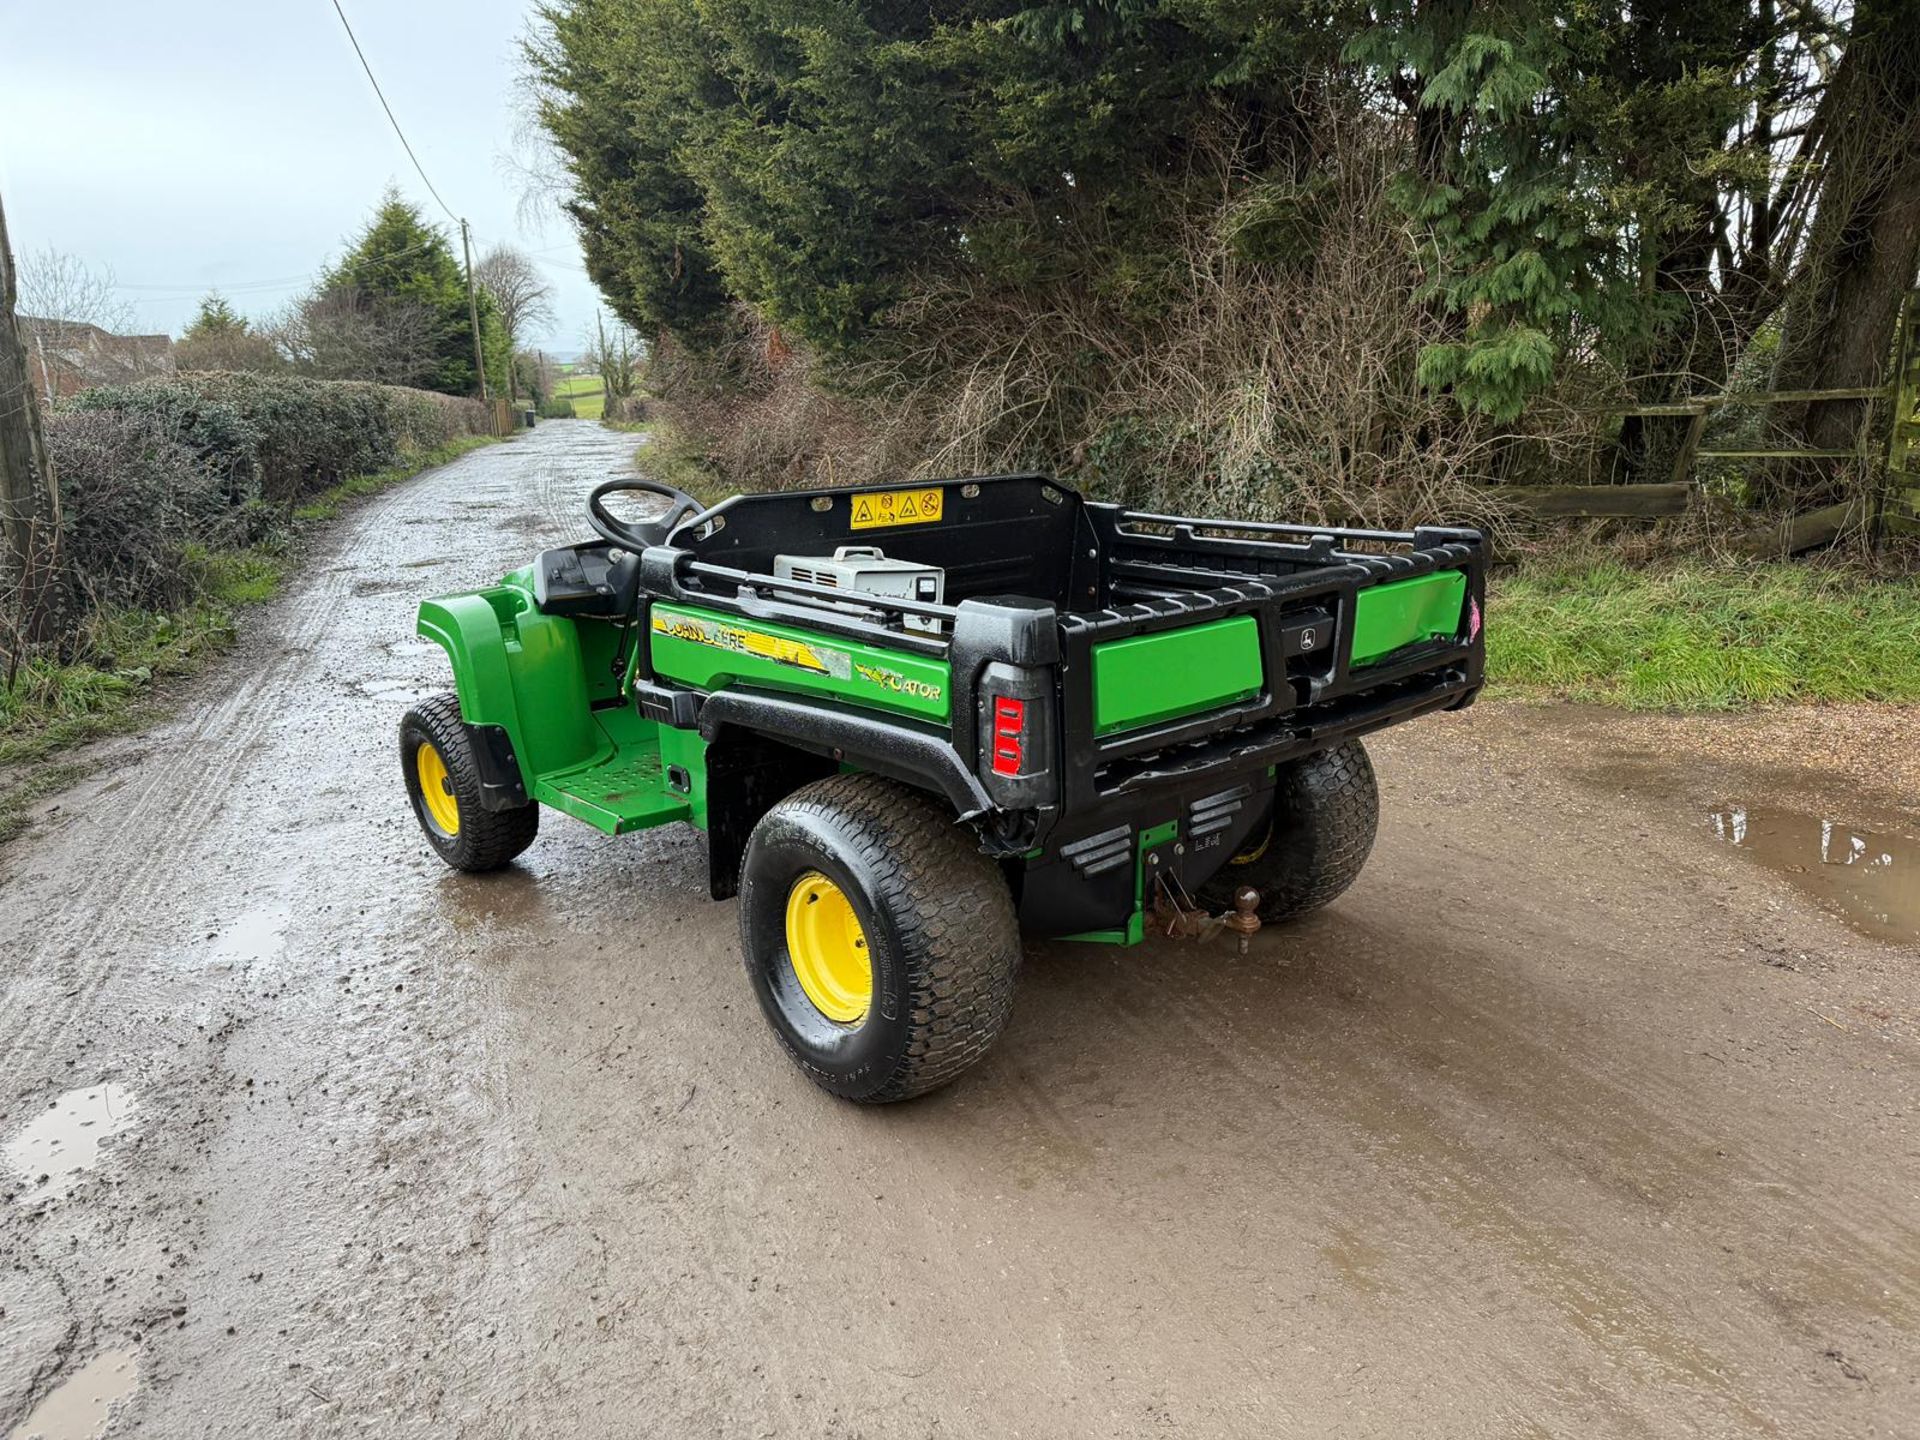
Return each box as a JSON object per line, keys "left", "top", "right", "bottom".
{"left": 46, "top": 408, "right": 252, "bottom": 615}
{"left": 67, "top": 372, "right": 489, "bottom": 503}
{"left": 27, "top": 374, "right": 490, "bottom": 658}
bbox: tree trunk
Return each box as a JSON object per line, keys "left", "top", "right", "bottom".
{"left": 0, "top": 188, "right": 70, "bottom": 661}
{"left": 1771, "top": 2, "right": 1920, "bottom": 498}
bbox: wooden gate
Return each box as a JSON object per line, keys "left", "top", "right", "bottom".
{"left": 1510, "top": 290, "right": 1920, "bottom": 549}
{"left": 1886, "top": 289, "right": 1920, "bottom": 533}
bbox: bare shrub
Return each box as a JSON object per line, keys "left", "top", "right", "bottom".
{"left": 644, "top": 113, "right": 1607, "bottom": 550}
{"left": 175, "top": 329, "right": 282, "bottom": 374}
{"left": 267, "top": 291, "right": 444, "bottom": 389}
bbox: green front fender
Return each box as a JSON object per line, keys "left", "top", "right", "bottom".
{"left": 416, "top": 584, "right": 605, "bottom": 783}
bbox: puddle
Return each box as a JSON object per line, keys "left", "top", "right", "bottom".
{"left": 7, "top": 1350, "right": 139, "bottom": 1440}
{"left": 358, "top": 678, "right": 422, "bottom": 703}
{"left": 4, "top": 1085, "right": 140, "bottom": 1199}
{"left": 205, "top": 902, "right": 290, "bottom": 967}
{"left": 1707, "top": 804, "right": 1919, "bottom": 945}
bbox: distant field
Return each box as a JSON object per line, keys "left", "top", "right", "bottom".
{"left": 554, "top": 372, "right": 605, "bottom": 419}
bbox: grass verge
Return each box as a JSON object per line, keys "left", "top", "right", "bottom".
{"left": 1488, "top": 559, "right": 1920, "bottom": 710}
{"left": 0, "top": 434, "right": 502, "bottom": 840}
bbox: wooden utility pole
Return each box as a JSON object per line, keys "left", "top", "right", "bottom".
{"left": 460, "top": 218, "right": 489, "bottom": 406}
{"left": 0, "top": 187, "right": 68, "bottom": 657}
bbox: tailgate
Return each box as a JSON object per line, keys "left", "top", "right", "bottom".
{"left": 1054, "top": 512, "right": 1485, "bottom": 812}
{"left": 1084, "top": 568, "right": 1471, "bottom": 741}
{"left": 1091, "top": 615, "right": 1264, "bottom": 735}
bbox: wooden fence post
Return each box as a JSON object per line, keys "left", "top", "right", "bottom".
{"left": 0, "top": 187, "right": 71, "bottom": 657}
{"left": 1669, "top": 405, "right": 1712, "bottom": 487}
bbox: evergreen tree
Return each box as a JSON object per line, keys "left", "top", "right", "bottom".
{"left": 528, "top": 1, "right": 1897, "bottom": 480}
{"left": 184, "top": 292, "right": 247, "bottom": 339}
{"left": 177, "top": 291, "right": 281, "bottom": 373}
{"left": 320, "top": 191, "right": 488, "bottom": 395}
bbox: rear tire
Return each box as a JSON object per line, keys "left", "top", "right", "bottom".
{"left": 738, "top": 774, "right": 1021, "bottom": 1103}
{"left": 400, "top": 693, "right": 538, "bottom": 872}
{"left": 1197, "top": 740, "right": 1378, "bottom": 923}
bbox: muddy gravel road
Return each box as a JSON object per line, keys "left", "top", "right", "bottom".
{"left": 3, "top": 420, "right": 1917, "bottom": 1439}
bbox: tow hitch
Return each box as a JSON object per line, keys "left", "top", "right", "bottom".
{"left": 1151, "top": 877, "right": 1264, "bottom": 954}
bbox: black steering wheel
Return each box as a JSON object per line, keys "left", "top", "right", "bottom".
{"left": 587, "top": 477, "right": 704, "bottom": 552}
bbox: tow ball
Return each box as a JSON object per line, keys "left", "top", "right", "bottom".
{"left": 1150, "top": 877, "right": 1264, "bottom": 954}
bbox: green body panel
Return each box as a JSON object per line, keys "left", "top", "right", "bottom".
{"left": 657, "top": 725, "right": 711, "bottom": 830}
{"left": 418, "top": 581, "right": 689, "bottom": 838}
{"left": 1063, "top": 819, "right": 1180, "bottom": 945}
{"left": 417, "top": 584, "right": 601, "bottom": 780}
{"left": 650, "top": 603, "right": 952, "bottom": 723}
{"left": 1351, "top": 572, "right": 1468, "bottom": 666}
{"left": 1092, "top": 615, "right": 1263, "bottom": 735}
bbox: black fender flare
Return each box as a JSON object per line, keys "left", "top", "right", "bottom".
{"left": 696, "top": 689, "right": 992, "bottom": 821}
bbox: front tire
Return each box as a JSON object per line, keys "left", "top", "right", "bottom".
{"left": 738, "top": 774, "right": 1021, "bottom": 1103}
{"left": 1197, "top": 740, "right": 1378, "bottom": 923}
{"left": 400, "top": 693, "right": 539, "bottom": 872}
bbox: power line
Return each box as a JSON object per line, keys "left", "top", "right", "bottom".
{"left": 327, "top": 0, "right": 459, "bottom": 225}
{"left": 324, "top": 4, "right": 494, "bottom": 402}
{"left": 114, "top": 271, "right": 316, "bottom": 294}
{"left": 109, "top": 236, "right": 461, "bottom": 307}
{"left": 112, "top": 239, "right": 584, "bottom": 302}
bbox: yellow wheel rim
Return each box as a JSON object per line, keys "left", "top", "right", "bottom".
{"left": 784, "top": 871, "right": 872, "bottom": 1024}
{"left": 416, "top": 741, "right": 461, "bottom": 837}
{"left": 1230, "top": 815, "right": 1272, "bottom": 867}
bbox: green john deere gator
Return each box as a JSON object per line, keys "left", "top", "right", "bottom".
{"left": 402, "top": 475, "right": 1486, "bottom": 1102}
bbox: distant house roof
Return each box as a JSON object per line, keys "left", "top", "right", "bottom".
{"left": 20, "top": 316, "right": 174, "bottom": 398}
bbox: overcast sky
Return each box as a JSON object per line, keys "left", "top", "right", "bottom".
{"left": 0, "top": 0, "right": 598, "bottom": 350}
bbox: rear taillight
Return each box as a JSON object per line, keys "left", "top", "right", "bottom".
{"left": 976, "top": 662, "right": 1055, "bottom": 809}
{"left": 990, "top": 696, "right": 1026, "bottom": 775}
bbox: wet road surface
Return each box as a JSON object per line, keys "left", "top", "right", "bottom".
{"left": 2, "top": 420, "right": 1916, "bottom": 1438}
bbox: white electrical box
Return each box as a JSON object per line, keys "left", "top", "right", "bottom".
{"left": 774, "top": 546, "right": 946, "bottom": 634}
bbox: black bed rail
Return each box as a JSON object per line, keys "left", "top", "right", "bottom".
{"left": 1113, "top": 508, "right": 1482, "bottom": 552}
{"left": 640, "top": 549, "right": 958, "bottom": 658}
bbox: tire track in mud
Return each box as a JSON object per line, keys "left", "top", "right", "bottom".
{"left": 0, "top": 432, "right": 612, "bottom": 1054}
{"left": 0, "top": 491, "right": 399, "bottom": 1048}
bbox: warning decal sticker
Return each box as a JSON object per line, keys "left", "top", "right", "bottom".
{"left": 849, "top": 487, "right": 944, "bottom": 530}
